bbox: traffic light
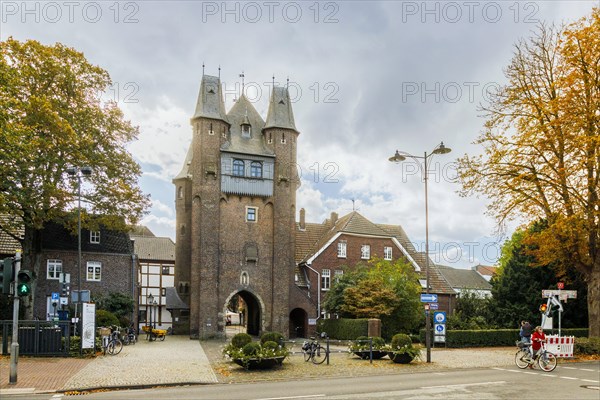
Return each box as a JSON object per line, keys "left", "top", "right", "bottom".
{"left": 539, "top": 303, "right": 549, "bottom": 315}
{"left": 1, "top": 258, "right": 14, "bottom": 294}
{"left": 16, "top": 270, "right": 32, "bottom": 296}
{"left": 61, "top": 281, "right": 70, "bottom": 297}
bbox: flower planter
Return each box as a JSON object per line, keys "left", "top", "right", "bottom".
{"left": 233, "top": 356, "right": 286, "bottom": 370}
{"left": 388, "top": 352, "right": 414, "bottom": 364}
{"left": 352, "top": 350, "right": 388, "bottom": 360}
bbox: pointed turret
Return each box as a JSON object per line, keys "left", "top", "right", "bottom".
{"left": 192, "top": 74, "right": 228, "bottom": 122}
{"left": 264, "top": 86, "right": 297, "bottom": 133}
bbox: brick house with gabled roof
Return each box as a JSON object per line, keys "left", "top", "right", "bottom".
{"left": 293, "top": 209, "right": 455, "bottom": 336}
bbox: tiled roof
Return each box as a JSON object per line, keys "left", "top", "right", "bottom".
{"left": 438, "top": 265, "right": 492, "bottom": 291}
{"left": 295, "top": 211, "right": 455, "bottom": 295}
{"left": 130, "top": 225, "right": 156, "bottom": 237}
{"left": 41, "top": 221, "right": 132, "bottom": 254}
{"left": 0, "top": 216, "right": 23, "bottom": 255}
{"left": 472, "top": 264, "right": 498, "bottom": 276}
{"left": 132, "top": 236, "right": 175, "bottom": 262}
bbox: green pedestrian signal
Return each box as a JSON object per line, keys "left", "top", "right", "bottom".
{"left": 17, "top": 269, "right": 32, "bottom": 296}
{"left": 1, "top": 258, "right": 14, "bottom": 294}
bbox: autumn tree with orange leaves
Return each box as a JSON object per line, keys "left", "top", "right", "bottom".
{"left": 458, "top": 10, "right": 599, "bottom": 336}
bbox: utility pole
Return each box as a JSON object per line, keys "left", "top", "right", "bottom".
{"left": 9, "top": 251, "right": 22, "bottom": 384}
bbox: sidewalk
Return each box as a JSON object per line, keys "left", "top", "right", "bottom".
{"left": 0, "top": 335, "right": 217, "bottom": 395}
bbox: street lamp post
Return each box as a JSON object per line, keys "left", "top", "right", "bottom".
{"left": 389, "top": 142, "right": 451, "bottom": 363}
{"left": 147, "top": 293, "right": 154, "bottom": 332}
{"left": 66, "top": 166, "right": 92, "bottom": 338}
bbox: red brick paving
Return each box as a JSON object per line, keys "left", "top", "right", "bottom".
{"left": 0, "top": 356, "right": 91, "bottom": 392}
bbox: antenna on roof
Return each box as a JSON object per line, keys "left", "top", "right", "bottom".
{"left": 286, "top": 76, "right": 290, "bottom": 89}
{"left": 218, "top": 65, "right": 221, "bottom": 79}
{"left": 202, "top": 63, "right": 205, "bottom": 76}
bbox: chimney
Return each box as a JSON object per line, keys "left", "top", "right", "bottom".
{"left": 331, "top": 212, "right": 338, "bottom": 225}
{"left": 299, "top": 208, "right": 306, "bottom": 230}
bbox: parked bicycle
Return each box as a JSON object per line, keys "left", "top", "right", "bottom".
{"left": 301, "top": 333, "right": 328, "bottom": 364}
{"left": 122, "top": 325, "right": 137, "bottom": 345}
{"left": 102, "top": 326, "right": 123, "bottom": 355}
{"left": 515, "top": 341, "right": 557, "bottom": 372}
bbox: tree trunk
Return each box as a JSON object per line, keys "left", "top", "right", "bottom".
{"left": 21, "top": 226, "right": 43, "bottom": 320}
{"left": 588, "top": 262, "right": 600, "bottom": 337}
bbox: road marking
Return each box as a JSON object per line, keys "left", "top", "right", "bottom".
{"left": 559, "top": 376, "right": 578, "bottom": 380}
{"left": 256, "top": 395, "right": 326, "bottom": 400}
{"left": 421, "top": 381, "right": 506, "bottom": 389}
{"left": 562, "top": 366, "right": 577, "bottom": 370}
{"left": 580, "top": 368, "right": 596, "bottom": 372}
{"left": 582, "top": 379, "right": 600, "bottom": 383}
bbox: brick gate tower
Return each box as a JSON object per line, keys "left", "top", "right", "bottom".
{"left": 172, "top": 73, "right": 299, "bottom": 339}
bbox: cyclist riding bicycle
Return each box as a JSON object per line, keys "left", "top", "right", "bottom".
{"left": 529, "top": 325, "right": 547, "bottom": 369}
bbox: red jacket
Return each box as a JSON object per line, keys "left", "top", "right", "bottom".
{"left": 531, "top": 331, "right": 546, "bottom": 351}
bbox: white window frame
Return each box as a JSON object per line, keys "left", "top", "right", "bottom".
{"left": 334, "top": 269, "right": 344, "bottom": 282}
{"left": 384, "top": 246, "right": 393, "bottom": 260}
{"left": 246, "top": 207, "right": 258, "bottom": 223}
{"left": 86, "top": 261, "right": 102, "bottom": 281}
{"left": 337, "top": 241, "right": 347, "bottom": 258}
{"left": 46, "top": 259, "right": 62, "bottom": 280}
{"left": 90, "top": 231, "right": 100, "bottom": 244}
{"left": 361, "top": 244, "right": 371, "bottom": 259}
{"left": 321, "top": 269, "right": 331, "bottom": 291}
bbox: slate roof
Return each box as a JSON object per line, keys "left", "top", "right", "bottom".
{"left": 436, "top": 265, "right": 492, "bottom": 291}
{"left": 221, "top": 95, "right": 274, "bottom": 157}
{"left": 132, "top": 236, "right": 175, "bottom": 262}
{"left": 40, "top": 221, "right": 132, "bottom": 254}
{"left": 130, "top": 225, "right": 156, "bottom": 237}
{"left": 192, "top": 74, "right": 229, "bottom": 122}
{"left": 264, "top": 87, "right": 298, "bottom": 132}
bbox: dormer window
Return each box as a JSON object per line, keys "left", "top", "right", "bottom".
{"left": 241, "top": 124, "right": 251, "bottom": 138}
{"left": 90, "top": 231, "right": 100, "bottom": 244}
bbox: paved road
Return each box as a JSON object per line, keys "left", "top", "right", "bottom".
{"left": 15, "top": 361, "right": 598, "bottom": 400}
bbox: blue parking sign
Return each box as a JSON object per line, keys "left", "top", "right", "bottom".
{"left": 51, "top": 292, "right": 59, "bottom": 300}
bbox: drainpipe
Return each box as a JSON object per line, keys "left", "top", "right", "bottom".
{"left": 303, "top": 263, "right": 321, "bottom": 319}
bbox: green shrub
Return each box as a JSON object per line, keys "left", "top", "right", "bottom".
{"left": 96, "top": 310, "right": 120, "bottom": 328}
{"left": 317, "top": 318, "right": 368, "bottom": 339}
{"left": 391, "top": 333, "right": 412, "bottom": 349}
{"left": 349, "top": 336, "right": 386, "bottom": 352}
{"left": 261, "top": 331, "right": 284, "bottom": 345}
{"left": 575, "top": 337, "right": 600, "bottom": 355}
{"left": 242, "top": 342, "right": 261, "bottom": 356}
{"left": 231, "top": 333, "right": 252, "bottom": 349}
{"left": 262, "top": 341, "right": 279, "bottom": 351}
{"left": 409, "top": 334, "right": 421, "bottom": 344}
{"left": 64, "top": 336, "right": 101, "bottom": 357}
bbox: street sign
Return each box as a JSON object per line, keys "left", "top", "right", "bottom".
{"left": 542, "top": 290, "right": 576, "bottom": 299}
{"left": 557, "top": 282, "right": 564, "bottom": 289}
{"left": 424, "top": 303, "right": 430, "bottom": 310}
{"left": 51, "top": 292, "right": 59, "bottom": 301}
{"left": 429, "top": 303, "right": 439, "bottom": 310}
{"left": 434, "top": 323, "right": 446, "bottom": 335}
{"left": 420, "top": 293, "right": 438, "bottom": 303}
{"left": 434, "top": 311, "right": 446, "bottom": 324}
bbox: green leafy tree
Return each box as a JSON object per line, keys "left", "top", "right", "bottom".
{"left": 446, "top": 291, "right": 493, "bottom": 330}
{"left": 0, "top": 38, "right": 149, "bottom": 317}
{"left": 457, "top": 10, "right": 600, "bottom": 336}
{"left": 490, "top": 227, "right": 588, "bottom": 329}
{"left": 94, "top": 291, "right": 135, "bottom": 325}
{"left": 323, "top": 258, "right": 422, "bottom": 338}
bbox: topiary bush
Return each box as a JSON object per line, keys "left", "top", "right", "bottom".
{"left": 391, "top": 333, "right": 412, "bottom": 349}
{"left": 261, "top": 331, "right": 284, "bottom": 346}
{"left": 231, "top": 333, "right": 252, "bottom": 349}
{"left": 242, "top": 342, "right": 261, "bottom": 357}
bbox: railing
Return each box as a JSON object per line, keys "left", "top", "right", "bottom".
{"left": 1, "top": 320, "right": 71, "bottom": 357}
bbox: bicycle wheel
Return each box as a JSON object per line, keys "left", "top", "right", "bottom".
{"left": 159, "top": 334, "right": 165, "bottom": 341}
{"left": 538, "top": 352, "right": 557, "bottom": 372}
{"left": 111, "top": 339, "right": 123, "bottom": 355}
{"left": 515, "top": 349, "right": 530, "bottom": 369}
{"left": 312, "top": 345, "right": 327, "bottom": 364}
{"left": 303, "top": 349, "right": 312, "bottom": 362}
{"left": 106, "top": 341, "right": 115, "bottom": 355}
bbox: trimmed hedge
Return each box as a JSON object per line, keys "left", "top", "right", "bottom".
{"left": 317, "top": 318, "right": 368, "bottom": 339}
{"left": 574, "top": 337, "right": 600, "bottom": 355}
{"left": 419, "top": 328, "right": 590, "bottom": 348}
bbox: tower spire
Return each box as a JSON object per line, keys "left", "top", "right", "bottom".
{"left": 202, "top": 63, "right": 205, "bottom": 76}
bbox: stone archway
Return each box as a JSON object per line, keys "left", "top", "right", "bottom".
{"left": 289, "top": 308, "right": 307, "bottom": 338}
{"left": 224, "top": 290, "right": 264, "bottom": 336}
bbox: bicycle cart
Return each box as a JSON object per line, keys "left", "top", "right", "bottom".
{"left": 142, "top": 325, "right": 167, "bottom": 341}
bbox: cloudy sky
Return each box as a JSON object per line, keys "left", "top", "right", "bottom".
{"left": 2, "top": 0, "right": 597, "bottom": 268}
